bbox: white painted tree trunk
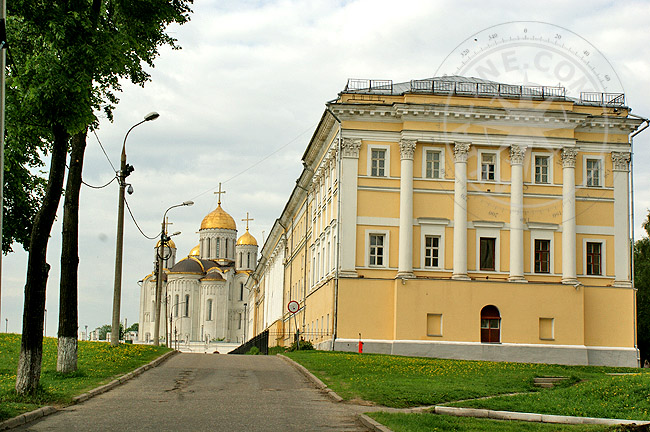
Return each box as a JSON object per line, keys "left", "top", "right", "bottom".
{"left": 57, "top": 336, "right": 78, "bottom": 373}
{"left": 15, "top": 347, "right": 42, "bottom": 394}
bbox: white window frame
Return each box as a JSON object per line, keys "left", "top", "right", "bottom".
{"left": 474, "top": 223, "right": 502, "bottom": 272}
{"left": 531, "top": 152, "right": 553, "bottom": 185}
{"left": 583, "top": 155, "right": 604, "bottom": 188}
{"left": 421, "top": 146, "right": 445, "bottom": 179}
{"left": 419, "top": 220, "right": 447, "bottom": 270}
{"left": 583, "top": 238, "right": 606, "bottom": 276}
{"left": 478, "top": 149, "right": 500, "bottom": 182}
{"left": 528, "top": 224, "right": 556, "bottom": 274}
{"left": 366, "top": 229, "right": 390, "bottom": 268}
{"left": 367, "top": 144, "right": 390, "bottom": 178}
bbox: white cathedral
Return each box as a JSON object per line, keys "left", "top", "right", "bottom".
{"left": 138, "top": 198, "right": 258, "bottom": 345}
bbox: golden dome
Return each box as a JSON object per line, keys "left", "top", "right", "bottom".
{"left": 237, "top": 230, "right": 258, "bottom": 246}
{"left": 155, "top": 238, "right": 176, "bottom": 249}
{"left": 200, "top": 204, "right": 237, "bottom": 230}
{"left": 189, "top": 244, "right": 200, "bottom": 256}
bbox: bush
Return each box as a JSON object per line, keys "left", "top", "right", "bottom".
{"left": 268, "top": 346, "right": 286, "bottom": 355}
{"left": 246, "top": 346, "right": 260, "bottom": 355}
{"left": 287, "top": 340, "right": 314, "bottom": 352}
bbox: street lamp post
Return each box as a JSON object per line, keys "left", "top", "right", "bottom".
{"left": 111, "top": 112, "right": 160, "bottom": 347}
{"left": 154, "top": 201, "right": 194, "bottom": 346}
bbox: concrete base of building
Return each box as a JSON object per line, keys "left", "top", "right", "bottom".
{"left": 330, "top": 338, "right": 639, "bottom": 367}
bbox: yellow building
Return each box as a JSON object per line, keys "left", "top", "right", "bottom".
{"left": 247, "top": 76, "right": 644, "bottom": 366}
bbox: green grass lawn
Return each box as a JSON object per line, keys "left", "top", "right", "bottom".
{"left": 285, "top": 351, "right": 650, "bottom": 421}
{"left": 367, "top": 412, "right": 630, "bottom": 432}
{"left": 0, "top": 333, "right": 171, "bottom": 421}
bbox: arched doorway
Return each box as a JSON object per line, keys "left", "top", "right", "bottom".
{"left": 480, "top": 305, "right": 501, "bottom": 343}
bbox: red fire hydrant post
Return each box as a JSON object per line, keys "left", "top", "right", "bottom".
{"left": 358, "top": 333, "right": 363, "bottom": 353}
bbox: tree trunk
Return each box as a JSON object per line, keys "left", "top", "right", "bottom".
{"left": 15, "top": 124, "right": 69, "bottom": 395}
{"left": 57, "top": 130, "right": 86, "bottom": 373}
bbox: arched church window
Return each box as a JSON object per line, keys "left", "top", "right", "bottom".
{"left": 216, "top": 238, "right": 220, "bottom": 258}
{"left": 247, "top": 252, "right": 251, "bottom": 268}
{"left": 239, "top": 283, "right": 244, "bottom": 301}
{"left": 184, "top": 294, "right": 190, "bottom": 317}
{"left": 480, "top": 305, "right": 501, "bottom": 343}
{"left": 239, "top": 252, "right": 242, "bottom": 267}
{"left": 174, "top": 294, "right": 179, "bottom": 317}
{"left": 226, "top": 239, "right": 229, "bottom": 258}
{"left": 206, "top": 299, "right": 213, "bottom": 321}
{"left": 206, "top": 238, "right": 210, "bottom": 257}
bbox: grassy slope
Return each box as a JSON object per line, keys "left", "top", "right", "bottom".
{"left": 285, "top": 351, "right": 649, "bottom": 420}
{"left": 0, "top": 333, "right": 170, "bottom": 421}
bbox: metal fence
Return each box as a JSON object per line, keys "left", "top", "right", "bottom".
{"left": 229, "top": 329, "right": 269, "bottom": 355}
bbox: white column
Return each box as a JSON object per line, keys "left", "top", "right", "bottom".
{"left": 612, "top": 152, "right": 631, "bottom": 287}
{"left": 509, "top": 145, "right": 526, "bottom": 282}
{"left": 452, "top": 142, "right": 471, "bottom": 280}
{"left": 397, "top": 139, "right": 416, "bottom": 278}
{"left": 339, "top": 138, "right": 361, "bottom": 277}
{"left": 561, "top": 148, "right": 578, "bottom": 284}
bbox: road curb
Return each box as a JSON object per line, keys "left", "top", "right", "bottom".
{"left": 433, "top": 406, "right": 650, "bottom": 426}
{"left": 0, "top": 349, "right": 178, "bottom": 431}
{"left": 277, "top": 354, "right": 344, "bottom": 403}
{"left": 358, "top": 414, "right": 393, "bottom": 432}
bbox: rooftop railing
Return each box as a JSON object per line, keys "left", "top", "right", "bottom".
{"left": 344, "top": 78, "right": 625, "bottom": 106}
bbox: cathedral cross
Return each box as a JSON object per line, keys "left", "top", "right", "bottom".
{"left": 163, "top": 217, "right": 173, "bottom": 235}
{"left": 214, "top": 182, "right": 226, "bottom": 205}
{"left": 242, "top": 212, "right": 254, "bottom": 231}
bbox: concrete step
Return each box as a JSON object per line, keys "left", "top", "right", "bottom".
{"left": 534, "top": 376, "right": 569, "bottom": 388}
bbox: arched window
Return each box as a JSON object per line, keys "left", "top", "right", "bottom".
{"left": 174, "top": 294, "right": 179, "bottom": 317}
{"left": 206, "top": 238, "right": 211, "bottom": 257}
{"left": 247, "top": 252, "right": 251, "bottom": 268}
{"left": 206, "top": 299, "right": 213, "bottom": 321}
{"left": 480, "top": 305, "right": 501, "bottom": 343}
{"left": 239, "top": 252, "right": 243, "bottom": 267}
{"left": 184, "top": 294, "right": 190, "bottom": 317}
{"left": 216, "top": 238, "right": 220, "bottom": 258}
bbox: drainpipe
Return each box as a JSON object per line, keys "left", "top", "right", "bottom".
{"left": 326, "top": 105, "right": 342, "bottom": 351}
{"left": 628, "top": 113, "right": 649, "bottom": 367}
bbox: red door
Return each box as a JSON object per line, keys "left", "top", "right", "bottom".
{"left": 480, "top": 305, "right": 501, "bottom": 343}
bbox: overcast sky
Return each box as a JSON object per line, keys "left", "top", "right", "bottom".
{"left": 2, "top": 0, "right": 650, "bottom": 336}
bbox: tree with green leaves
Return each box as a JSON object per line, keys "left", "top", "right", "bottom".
{"left": 634, "top": 213, "right": 650, "bottom": 365}
{"left": 8, "top": 0, "right": 192, "bottom": 393}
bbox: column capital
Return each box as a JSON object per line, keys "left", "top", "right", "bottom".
{"left": 611, "top": 151, "right": 631, "bottom": 172}
{"left": 453, "top": 142, "right": 471, "bottom": 163}
{"left": 509, "top": 145, "right": 526, "bottom": 165}
{"left": 561, "top": 147, "right": 578, "bottom": 168}
{"left": 341, "top": 138, "right": 361, "bottom": 158}
{"left": 399, "top": 139, "right": 417, "bottom": 160}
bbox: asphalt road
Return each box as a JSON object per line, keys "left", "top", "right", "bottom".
{"left": 14, "top": 353, "right": 370, "bottom": 432}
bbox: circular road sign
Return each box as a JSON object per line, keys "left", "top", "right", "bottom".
{"left": 287, "top": 300, "right": 300, "bottom": 314}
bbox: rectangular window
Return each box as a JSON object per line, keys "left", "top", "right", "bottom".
{"left": 586, "top": 159, "right": 601, "bottom": 187}
{"left": 206, "top": 299, "right": 213, "bottom": 321}
{"left": 427, "top": 313, "right": 442, "bottom": 337}
{"left": 369, "top": 234, "right": 385, "bottom": 266}
{"left": 481, "top": 153, "right": 496, "bottom": 181}
{"left": 479, "top": 237, "right": 496, "bottom": 271}
{"left": 534, "top": 155, "right": 549, "bottom": 184}
{"left": 534, "top": 239, "right": 550, "bottom": 273}
{"left": 184, "top": 294, "right": 190, "bottom": 317}
{"left": 539, "top": 317, "right": 554, "bottom": 340}
{"left": 425, "top": 150, "right": 441, "bottom": 179}
{"left": 586, "top": 242, "right": 602, "bottom": 275}
{"left": 239, "top": 283, "right": 244, "bottom": 301}
{"left": 424, "top": 235, "right": 440, "bottom": 268}
{"left": 371, "top": 149, "right": 386, "bottom": 177}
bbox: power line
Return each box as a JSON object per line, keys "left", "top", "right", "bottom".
{"left": 124, "top": 196, "right": 159, "bottom": 240}
{"left": 189, "top": 122, "right": 317, "bottom": 203}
